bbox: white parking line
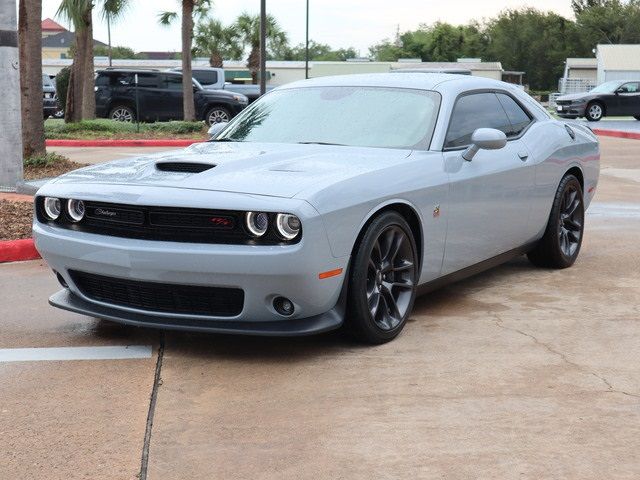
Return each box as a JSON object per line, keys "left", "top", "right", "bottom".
{"left": 0, "top": 345, "right": 153, "bottom": 363}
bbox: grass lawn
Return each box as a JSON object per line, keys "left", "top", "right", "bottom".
{"left": 45, "top": 119, "right": 208, "bottom": 140}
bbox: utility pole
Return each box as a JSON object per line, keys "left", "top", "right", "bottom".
{"left": 0, "top": 0, "right": 23, "bottom": 190}
{"left": 259, "top": 0, "right": 266, "bottom": 95}
{"left": 305, "top": 0, "right": 309, "bottom": 79}
{"left": 107, "top": 13, "right": 112, "bottom": 67}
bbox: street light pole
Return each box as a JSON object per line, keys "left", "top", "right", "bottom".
{"left": 305, "top": 0, "right": 309, "bottom": 79}
{"left": 0, "top": 0, "right": 23, "bottom": 190}
{"left": 259, "top": 0, "right": 266, "bottom": 95}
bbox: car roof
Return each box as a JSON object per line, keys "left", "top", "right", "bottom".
{"left": 278, "top": 72, "right": 513, "bottom": 93}
{"left": 97, "top": 69, "right": 178, "bottom": 75}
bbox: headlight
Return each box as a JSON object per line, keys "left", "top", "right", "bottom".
{"left": 275, "top": 213, "right": 301, "bottom": 240}
{"left": 245, "top": 211, "right": 269, "bottom": 237}
{"left": 43, "top": 197, "right": 61, "bottom": 220}
{"left": 233, "top": 94, "right": 248, "bottom": 103}
{"left": 67, "top": 199, "right": 85, "bottom": 222}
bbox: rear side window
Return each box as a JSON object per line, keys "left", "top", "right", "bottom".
{"left": 445, "top": 92, "right": 532, "bottom": 148}
{"left": 96, "top": 72, "right": 134, "bottom": 86}
{"left": 136, "top": 73, "right": 160, "bottom": 88}
{"left": 193, "top": 70, "right": 218, "bottom": 85}
{"left": 496, "top": 93, "right": 532, "bottom": 137}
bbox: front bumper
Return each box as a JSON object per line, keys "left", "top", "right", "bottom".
{"left": 556, "top": 103, "right": 586, "bottom": 117}
{"left": 33, "top": 189, "right": 350, "bottom": 336}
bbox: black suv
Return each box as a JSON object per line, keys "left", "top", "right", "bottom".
{"left": 95, "top": 69, "right": 249, "bottom": 125}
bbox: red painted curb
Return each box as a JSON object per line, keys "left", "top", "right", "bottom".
{"left": 0, "top": 238, "right": 41, "bottom": 263}
{"left": 46, "top": 139, "right": 202, "bottom": 147}
{"left": 593, "top": 129, "right": 640, "bottom": 140}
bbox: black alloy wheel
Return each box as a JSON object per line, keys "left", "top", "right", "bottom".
{"left": 528, "top": 174, "right": 585, "bottom": 268}
{"left": 347, "top": 211, "right": 417, "bottom": 344}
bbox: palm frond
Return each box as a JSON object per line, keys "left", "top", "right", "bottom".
{"left": 158, "top": 11, "right": 179, "bottom": 26}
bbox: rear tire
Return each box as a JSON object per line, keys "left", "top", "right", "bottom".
{"left": 585, "top": 102, "right": 604, "bottom": 122}
{"left": 527, "top": 174, "right": 585, "bottom": 269}
{"left": 205, "top": 106, "right": 231, "bottom": 126}
{"left": 346, "top": 212, "right": 418, "bottom": 344}
{"left": 109, "top": 105, "right": 136, "bottom": 122}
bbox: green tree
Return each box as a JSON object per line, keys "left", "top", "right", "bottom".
{"left": 57, "top": 0, "right": 131, "bottom": 122}
{"left": 574, "top": 0, "right": 640, "bottom": 45}
{"left": 235, "top": 13, "right": 288, "bottom": 84}
{"left": 194, "top": 18, "right": 242, "bottom": 67}
{"left": 280, "top": 40, "right": 357, "bottom": 61}
{"left": 159, "top": 0, "right": 211, "bottom": 121}
{"left": 485, "top": 8, "right": 588, "bottom": 90}
{"left": 94, "top": 45, "right": 136, "bottom": 59}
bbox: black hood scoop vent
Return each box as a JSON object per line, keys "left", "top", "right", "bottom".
{"left": 156, "top": 162, "right": 216, "bottom": 174}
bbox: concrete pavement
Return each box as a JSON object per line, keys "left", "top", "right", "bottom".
{"left": 48, "top": 146, "right": 180, "bottom": 165}
{"left": 1, "top": 136, "right": 639, "bottom": 479}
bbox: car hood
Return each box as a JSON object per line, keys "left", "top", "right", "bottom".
{"left": 52, "top": 142, "right": 412, "bottom": 199}
{"left": 557, "top": 92, "right": 593, "bottom": 102}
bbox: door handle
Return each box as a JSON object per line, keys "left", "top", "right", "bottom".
{"left": 517, "top": 151, "right": 529, "bottom": 161}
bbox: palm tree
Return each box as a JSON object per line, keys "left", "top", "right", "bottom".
{"left": 159, "top": 0, "right": 211, "bottom": 121}
{"left": 194, "top": 19, "right": 242, "bottom": 68}
{"left": 102, "top": 0, "right": 131, "bottom": 67}
{"left": 57, "top": 0, "right": 130, "bottom": 122}
{"left": 18, "top": 0, "right": 46, "bottom": 158}
{"left": 235, "top": 13, "right": 288, "bottom": 84}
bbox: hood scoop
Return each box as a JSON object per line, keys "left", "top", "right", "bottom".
{"left": 156, "top": 162, "right": 216, "bottom": 174}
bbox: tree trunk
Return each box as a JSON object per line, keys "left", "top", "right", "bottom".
{"left": 181, "top": 0, "right": 196, "bottom": 121}
{"left": 81, "top": 6, "right": 95, "bottom": 120}
{"left": 248, "top": 47, "right": 259, "bottom": 84}
{"left": 18, "top": 0, "right": 45, "bottom": 159}
{"left": 209, "top": 51, "right": 223, "bottom": 68}
{"left": 65, "top": 27, "right": 86, "bottom": 122}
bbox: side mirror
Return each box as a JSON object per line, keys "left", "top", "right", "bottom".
{"left": 207, "top": 122, "right": 228, "bottom": 140}
{"left": 462, "top": 128, "right": 507, "bottom": 161}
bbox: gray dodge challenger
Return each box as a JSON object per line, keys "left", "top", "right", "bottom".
{"left": 33, "top": 73, "right": 600, "bottom": 344}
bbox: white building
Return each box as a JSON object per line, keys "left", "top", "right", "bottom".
{"left": 596, "top": 44, "right": 640, "bottom": 84}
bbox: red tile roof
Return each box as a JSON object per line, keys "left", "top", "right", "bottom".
{"left": 41, "top": 18, "right": 66, "bottom": 32}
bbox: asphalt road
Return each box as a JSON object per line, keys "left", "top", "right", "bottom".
{"left": 1, "top": 136, "right": 639, "bottom": 479}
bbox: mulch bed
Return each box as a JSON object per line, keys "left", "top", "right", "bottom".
{"left": 0, "top": 200, "right": 33, "bottom": 241}
{"left": 23, "top": 159, "right": 88, "bottom": 180}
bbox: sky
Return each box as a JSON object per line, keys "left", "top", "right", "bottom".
{"left": 41, "top": 0, "right": 575, "bottom": 56}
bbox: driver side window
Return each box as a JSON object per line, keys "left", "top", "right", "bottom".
{"left": 619, "top": 82, "right": 639, "bottom": 93}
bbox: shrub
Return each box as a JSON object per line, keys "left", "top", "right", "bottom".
{"left": 55, "top": 67, "right": 71, "bottom": 111}
{"left": 24, "top": 152, "right": 69, "bottom": 168}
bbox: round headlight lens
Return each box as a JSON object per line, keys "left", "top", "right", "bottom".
{"left": 245, "top": 211, "right": 269, "bottom": 237}
{"left": 43, "top": 197, "right": 61, "bottom": 220}
{"left": 275, "top": 213, "right": 301, "bottom": 240}
{"left": 67, "top": 199, "right": 85, "bottom": 222}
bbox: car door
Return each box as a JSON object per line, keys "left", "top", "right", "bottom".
{"left": 441, "top": 91, "right": 536, "bottom": 275}
{"left": 616, "top": 82, "right": 640, "bottom": 116}
{"left": 161, "top": 74, "right": 185, "bottom": 120}
{"left": 134, "top": 72, "right": 164, "bottom": 121}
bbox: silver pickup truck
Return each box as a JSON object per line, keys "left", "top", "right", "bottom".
{"left": 171, "top": 67, "right": 275, "bottom": 103}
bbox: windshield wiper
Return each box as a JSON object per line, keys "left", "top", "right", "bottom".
{"left": 297, "top": 141, "right": 345, "bottom": 146}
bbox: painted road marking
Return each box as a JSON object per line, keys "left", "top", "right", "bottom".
{"left": 0, "top": 345, "right": 152, "bottom": 363}
{"left": 588, "top": 202, "right": 640, "bottom": 218}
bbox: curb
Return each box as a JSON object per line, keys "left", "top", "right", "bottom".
{"left": 46, "top": 139, "right": 202, "bottom": 147}
{"left": 0, "top": 238, "right": 41, "bottom": 263}
{"left": 593, "top": 129, "right": 640, "bottom": 140}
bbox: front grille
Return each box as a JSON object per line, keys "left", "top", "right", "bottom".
{"left": 556, "top": 100, "right": 573, "bottom": 106}
{"left": 36, "top": 198, "right": 297, "bottom": 245}
{"left": 70, "top": 270, "right": 244, "bottom": 317}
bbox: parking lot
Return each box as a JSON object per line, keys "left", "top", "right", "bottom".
{"left": 1, "top": 136, "right": 639, "bottom": 479}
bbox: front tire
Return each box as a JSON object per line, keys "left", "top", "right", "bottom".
{"left": 585, "top": 102, "right": 604, "bottom": 122}
{"left": 346, "top": 212, "right": 418, "bottom": 344}
{"left": 528, "top": 174, "right": 585, "bottom": 269}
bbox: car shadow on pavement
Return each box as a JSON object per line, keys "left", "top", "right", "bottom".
{"left": 135, "top": 256, "right": 540, "bottom": 363}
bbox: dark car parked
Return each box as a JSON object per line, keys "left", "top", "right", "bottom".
{"left": 95, "top": 69, "right": 249, "bottom": 125}
{"left": 43, "top": 74, "right": 58, "bottom": 119}
{"left": 556, "top": 80, "right": 640, "bottom": 121}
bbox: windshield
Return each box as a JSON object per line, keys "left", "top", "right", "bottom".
{"left": 42, "top": 74, "right": 54, "bottom": 88}
{"left": 218, "top": 86, "right": 441, "bottom": 149}
{"left": 590, "top": 81, "right": 621, "bottom": 94}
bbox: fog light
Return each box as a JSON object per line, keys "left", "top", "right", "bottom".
{"left": 273, "top": 296, "right": 294, "bottom": 316}
{"left": 54, "top": 271, "right": 68, "bottom": 288}
{"left": 67, "top": 199, "right": 85, "bottom": 222}
{"left": 44, "top": 197, "right": 61, "bottom": 220}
